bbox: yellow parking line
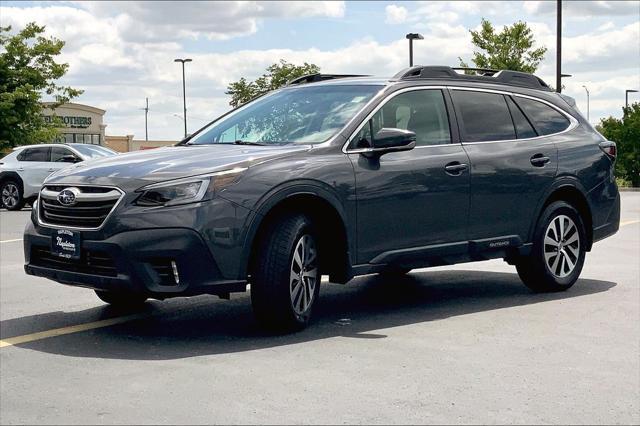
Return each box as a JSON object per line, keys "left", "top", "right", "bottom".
{"left": 620, "top": 220, "right": 639, "bottom": 227}
{"left": 0, "top": 312, "right": 151, "bottom": 348}
{"left": 0, "top": 238, "right": 22, "bottom": 243}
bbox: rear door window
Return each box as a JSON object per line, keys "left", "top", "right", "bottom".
{"left": 17, "top": 147, "right": 50, "bottom": 161}
{"left": 506, "top": 96, "right": 538, "bottom": 139}
{"left": 451, "top": 90, "right": 516, "bottom": 142}
{"left": 513, "top": 97, "right": 571, "bottom": 135}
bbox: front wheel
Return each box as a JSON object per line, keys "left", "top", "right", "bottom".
{"left": 516, "top": 201, "right": 586, "bottom": 292}
{"left": 251, "top": 214, "right": 320, "bottom": 331}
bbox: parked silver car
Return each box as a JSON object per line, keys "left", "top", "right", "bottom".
{"left": 0, "top": 143, "right": 117, "bottom": 210}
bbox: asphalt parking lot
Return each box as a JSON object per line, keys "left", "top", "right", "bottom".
{"left": 1, "top": 193, "right": 638, "bottom": 425}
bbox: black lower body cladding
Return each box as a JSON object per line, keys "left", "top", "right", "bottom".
{"left": 24, "top": 224, "right": 246, "bottom": 299}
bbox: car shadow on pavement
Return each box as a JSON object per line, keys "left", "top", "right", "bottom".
{"left": 1, "top": 270, "right": 616, "bottom": 360}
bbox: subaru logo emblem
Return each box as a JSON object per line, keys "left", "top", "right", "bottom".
{"left": 57, "top": 187, "right": 80, "bottom": 206}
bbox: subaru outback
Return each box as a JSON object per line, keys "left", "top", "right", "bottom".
{"left": 23, "top": 66, "right": 620, "bottom": 330}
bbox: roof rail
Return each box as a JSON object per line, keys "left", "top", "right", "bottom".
{"left": 287, "top": 73, "right": 370, "bottom": 86}
{"left": 393, "top": 65, "right": 552, "bottom": 91}
{"left": 452, "top": 67, "right": 499, "bottom": 76}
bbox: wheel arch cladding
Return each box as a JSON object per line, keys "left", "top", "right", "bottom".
{"left": 0, "top": 172, "right": 24, "bottom": 192}
{"left": 541, "top": 185, "right": 593, "bottom": 250}
{"left": 247, "top": 192, "right": 351, "bottom": 284}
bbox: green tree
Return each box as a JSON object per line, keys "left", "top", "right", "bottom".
{"left": 0, "top": 23, "right": 82, "bottom": 150}
{"left": 225, "top": 60, "right": 320, "bottom": 107}
{"left": 459, "top": 18, "right": 547, "bottom": 73}
{"left": 597, "top": 103, "right": 640, "bottom": 187}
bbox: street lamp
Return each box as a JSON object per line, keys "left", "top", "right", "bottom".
{"left": 556, "top": 0, "right": 562, "bottom": 92}
{"left": 557, "top": 73, "right": 571, "bottom": 93}
{"left": 582, "top": 85, "right": 590, "bottom": 122}
{"left": 625, "top": 89, "right": 638, "bottom": 109}
{"left": 405, "top": 33, "right": 423, "bottom": 67}
{"left": 174, "top": 58, "right": 192, "bottom": 138}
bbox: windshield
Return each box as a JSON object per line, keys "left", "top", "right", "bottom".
{"left": 71, "top": 144, "right": 117, "bottom": 159}
{"left": 188, "top": 84, "right": 382, "bottom": 146}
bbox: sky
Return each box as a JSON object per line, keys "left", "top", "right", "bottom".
{"left": 1, "top": 1, "right": 639, "bottom": 140}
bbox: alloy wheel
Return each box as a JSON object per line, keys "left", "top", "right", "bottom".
{"left": 289, "top": 234, "right": 318, "bottom": 315}
{"left": 1, "top": 184, "right": 19, "bottom": 209}
{"left": 543, "top": 214, "right": 580, "bottom": 278}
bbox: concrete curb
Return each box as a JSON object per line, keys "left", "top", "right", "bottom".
{"left": 619, "top": 187, "right": 640, "bottom": 192}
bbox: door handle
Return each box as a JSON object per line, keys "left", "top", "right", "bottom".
{"left": 48, "top": 168, "right": 56, "bottom": 172}
{"left": 444, "top": 161, "right": 468, "bottom": 175}
{"left": 530, "top": 153, "right": 550, "bottom": 167}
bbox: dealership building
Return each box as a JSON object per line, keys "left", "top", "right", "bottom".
{"left": 42, "top": 102, "right": 107, "bottom": 145}
{"left": 42, "top": 102, "right": 176, "bottom": 152}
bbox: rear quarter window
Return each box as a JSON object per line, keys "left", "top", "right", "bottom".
{"left": 513, "top": 97, "right": 571, "bottom": 136}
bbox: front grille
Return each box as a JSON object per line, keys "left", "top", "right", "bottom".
{"left": 31, "top": 246, "right": 117, "bottom": 277}
{"left": 38, "top": 185, "right": 122, "bottom": 229}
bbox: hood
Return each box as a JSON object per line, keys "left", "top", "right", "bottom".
{"left": 45, "top": 144, "right": 310, "bottom": 192}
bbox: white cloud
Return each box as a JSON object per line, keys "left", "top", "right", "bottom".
{"left": 385, "top": 5, "right": 408, "bottom": 25}
{"left": 524, "top": 1, "right": 640, "bottom": 17}
{"left": 74, "top": 1, "right": 345, "bottom": 41}
{"left": 0, "top": 1, "right": 638, "bottom": 138}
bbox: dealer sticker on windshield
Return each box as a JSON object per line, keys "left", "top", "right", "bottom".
{"left": 51, "top": 229, "right": 81, "bottom": 259}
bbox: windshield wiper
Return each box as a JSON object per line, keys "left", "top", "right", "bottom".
{"left": 234, "top": 140, "right": 267, "bottom": 146}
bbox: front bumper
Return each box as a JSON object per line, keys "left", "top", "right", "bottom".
{"left": 24, "top": 223, "right": 246, "bottom": 298}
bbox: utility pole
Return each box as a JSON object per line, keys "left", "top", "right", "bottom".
{"left": 556, "top": 0, "right": 562, "bottom": 93}
{"left": 143, "top": 97, "right": 149, "bottom": 141}
{"left": 174, "top": 58, "right": 192, "bottom": 138}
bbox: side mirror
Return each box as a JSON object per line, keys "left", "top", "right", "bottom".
{"left": 61, "top": 155, "right": 81, "bottom": 163}
{"left": 361, "top": 128, "right": 416, "bottom": 158}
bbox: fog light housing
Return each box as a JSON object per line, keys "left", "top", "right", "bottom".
{"left": 171, "top": 260, "right": 180, "bottom": 285}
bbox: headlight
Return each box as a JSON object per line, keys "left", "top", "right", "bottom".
{"left": 135, "top": 167, "right": 247, "bottom": 207}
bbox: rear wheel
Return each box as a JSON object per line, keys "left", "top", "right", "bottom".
{"left": 516, "top": 201, "right": 586, "bottom": 292}
{"left": 1, "top": 180, "right": 25, "bottom": 211}
{"left": 251, "top": 214, "right": 320, "bottom": 331}
{"left": 95, "top": 290, "right": 148, "bottom": 308}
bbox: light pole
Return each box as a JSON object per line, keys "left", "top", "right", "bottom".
{"left": 558, "top": 73, "right": 571, "bottom": 92}
{"left": 625, "top": 89, "right": 638, "bottom": 110}
{"left": 405, "top": 33, "right": 424, "bottom": 67}
{"left": 174, "top": 58, "right": 192, "bottom": 138}
{"left": 582, "top": 85, "right": 589, "bottom": 121}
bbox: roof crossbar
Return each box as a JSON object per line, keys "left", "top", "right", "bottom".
{"left": 393, "top": 65, "right": 552, "bottom": 91}
{"left": 287, "top": 73, "right": 370, "bottom": 86}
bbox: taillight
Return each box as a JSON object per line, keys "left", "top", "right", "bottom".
{"left": 599, "top": 141, "right": 617, "bottom": 159}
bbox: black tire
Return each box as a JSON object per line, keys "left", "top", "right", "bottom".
{"left": 1, "top": 180, "right": 25, "bottom": 211}
{"left": 516, "top": 201, "right": 587, "bottom": 292}
{"left": 95, "top": 290, "right": 148, "bottom": 308}
{"left": 251, "top": 214, "right": 321, "bottom": 331}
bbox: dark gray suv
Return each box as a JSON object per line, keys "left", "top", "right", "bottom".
{"left": 24, "top": 66, "right": 620, "bottom": 330}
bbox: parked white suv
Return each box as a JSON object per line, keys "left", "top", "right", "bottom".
{"left": 0, "top": 143, "right": 117, "bottom": 210}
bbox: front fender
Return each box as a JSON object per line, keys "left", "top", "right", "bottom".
{"left": 231, "top": 179, "right": 354, "bottom": 279}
